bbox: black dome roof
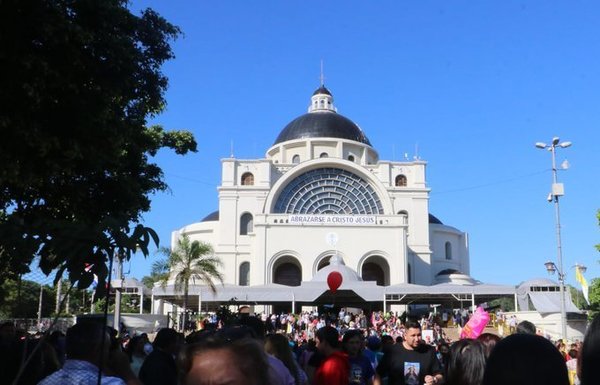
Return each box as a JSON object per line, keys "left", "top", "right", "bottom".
{"left": 428, "top": 213, "right": 443, "bottom": 225}
{"left": 274, "top": 112, "right": 371, "bottom": 146}
{"left": 200, "top": 210, "right": 219, "bottom": 222}
{"left": 312, "top": 85, "right": 332, "bottom": 96}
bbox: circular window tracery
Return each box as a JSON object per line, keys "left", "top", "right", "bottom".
{"left": 273, "top": 168, "right": 383, "bottom": 214}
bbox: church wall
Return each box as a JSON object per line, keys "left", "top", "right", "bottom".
{"left": 429, "top": 225, "right": 470, "bottom": 279}
{"left": 261, "top": 223, "right": 407, "bottom": 284}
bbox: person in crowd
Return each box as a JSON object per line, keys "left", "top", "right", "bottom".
{"left": 516, "top": 320, "right": 536, "bottom": 335}
{"left": 139, "top": 328, "right": 180, "bottom": 385}
{"left": 565, "top": 348, "right": 579, "bottom": 385}
{"left": 343, "top": 329, "right": 375, "bottom": 385}
{"left": 482, "top": 333, "right": 569, "bottom": 385}
{"left": 556, "top": 340, "right": 569, "bottom": 360}
{"left": 47, "top": 330, "right": 67, "bottom": 365}
{"left": 179, "top": 333, "right": 270, "bottom": 385}
{"left": 5, "top": 334, "right": 60, "bottom": 385}
{"left": 579, "top": 313, "right": 600, "bottom": 385}
{"left": 375, "top": 321, "right": 443, "bottom": 385}
{"left": 508, "top": 316, "right": 517, "bottom": 334}
{"left": 125, "top": 335, "right": 147, "bottom": 377}
{"left": 435, "top": 342, "right": 450, "bottom": 376}
{"left": 299, "top": 339, "right": 317, "bottom": 374}
{"left": 38, "top": 321, "right": 140, "bottom": 385}
{"left": 445, "top": 338, "right": 486, "bottom": 385}
{"left": 364, "top": 335, "right": 381, "bottom": 369}
{"left": 314, "top": 325, "right": 350, "bottom": 385}
{"left": 476, "top": 333, "right": 501, "bottom": 359}
{"left": 265, "top": 333, "right": 308, "bottom": 385}
{"left": 237, "top": 316, "right": 296, "bottom": 385}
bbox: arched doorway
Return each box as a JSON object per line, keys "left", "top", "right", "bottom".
{"left": 273, "top": 257, "right": 302, "bottom": 286}
{"left": 361, "top": 256, "right": 390, "bottom": 286}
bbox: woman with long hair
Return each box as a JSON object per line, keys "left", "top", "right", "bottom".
{"left": 446, "top": 339, "right": 486, "bottom": 385}
{"left": 265, "top": 333, "right": 307, "bottom": 385}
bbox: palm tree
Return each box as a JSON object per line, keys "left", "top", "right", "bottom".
{"left": 157, "top": 234, "right": 223, "bottom": 331}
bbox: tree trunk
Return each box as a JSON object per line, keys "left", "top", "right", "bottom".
{"left": 182, "top": 281, "right": 188, "bottom": 332}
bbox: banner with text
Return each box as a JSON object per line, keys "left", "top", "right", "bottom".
{"left": 288, "top": 214, "right": 378, "bottom": 226}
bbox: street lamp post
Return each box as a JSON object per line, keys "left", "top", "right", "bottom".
{"left": 536, "top": 137, "right": 571, "bottom": 341}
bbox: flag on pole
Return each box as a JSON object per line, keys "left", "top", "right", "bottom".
{"left": 575, "top": 265, "right": 589, "bottom": 305}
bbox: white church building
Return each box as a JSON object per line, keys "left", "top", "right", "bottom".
{"left": 168, "top": 85, "right": 470, "bottom": 295}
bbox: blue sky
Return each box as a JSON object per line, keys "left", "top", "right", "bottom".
{"left": 124, "top": 1, "right": 600, "bottom": 288}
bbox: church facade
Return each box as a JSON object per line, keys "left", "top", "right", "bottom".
{"left": 171, "top": 85, "right": 470, "bottom": 291}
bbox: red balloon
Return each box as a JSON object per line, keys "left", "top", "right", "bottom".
{"left": 327, "top": 271, "right": 343, "bottom": 293}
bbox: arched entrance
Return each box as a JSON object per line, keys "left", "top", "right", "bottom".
{"left": 361, "top": 256, "right": 390, "bottom": 286}
{"left": 273, "top": 256, "right": 302, "bottom": 286}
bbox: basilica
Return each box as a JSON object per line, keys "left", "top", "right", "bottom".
{"left": 170, "top": 84, "right": 471, "bottom": 291}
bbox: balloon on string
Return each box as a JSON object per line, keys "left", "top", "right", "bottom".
{"left": 327, "top": 271, "right": 343, "bottom": 293}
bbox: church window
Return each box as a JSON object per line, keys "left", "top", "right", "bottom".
{"left": 241, "top": 172, "right": 254, "bottom": 186}
{"left": 397, "top": 210, "right": 408, "bottom": 224}
{"left": 407, "top": 263, "right": 412, "bottom": 283}
{"left": 319, "top": 152, "right": 328, "bottom": 158}
{"left": 239, "top": 262, "right": 250, "bottom": 286}
{"left": 240, "top": 213, "right": 253, "bottom": 235}
{"left": 348, "top": 155, "right": 355, "bottom": 162}
{"left": 395, "top": 174, "right": 407, "bottom": 187}
{"left": 445, "top": 241, "right": 452, "bottom": 260}
{"left": 274, "top": 167, "right": 383, "bottom": 215}
{"left": 292, "top": 154, "right": 300, "bottom": 164}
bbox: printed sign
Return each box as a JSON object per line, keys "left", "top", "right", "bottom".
{"left": 288, "top": 214, "right": 377, "bottom": 226}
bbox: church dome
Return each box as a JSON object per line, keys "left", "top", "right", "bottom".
{"left": 311, "top": 255, "right": 362, "bottom": 283}
{"left": 273, "top": 85, "right": 371, "bottom": 146}
{"left": 274, "top": 112, "right": 371, "bottom": 146}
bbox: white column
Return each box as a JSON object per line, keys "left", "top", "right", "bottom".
{"left": 139, "top": 291, "right": 143, "bottom": 314}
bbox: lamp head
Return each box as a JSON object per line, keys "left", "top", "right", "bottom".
{"left": 535, "top": 142, "right": 547, "bottom": 149}
{"left": 544, "top": 261, "right": 557, "bottom": 275}
{"left": 577, "top": 264, "right": 587, "bottom": 274}
{"left": 559, "top": 141, "right": 572, "bottom": 148}
{"left": 552, "top": 137, "right": 560, "bottom": 146}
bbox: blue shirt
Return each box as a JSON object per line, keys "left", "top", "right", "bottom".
{"left": 38, "top": 359, "right": 126, "bottom": 385}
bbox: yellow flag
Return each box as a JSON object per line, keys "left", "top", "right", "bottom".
{"left": 575, "top": 266, "right": 589, "bottom": 305}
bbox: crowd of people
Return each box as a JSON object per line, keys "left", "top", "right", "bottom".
{"left": 0, "top": 308, "right": 599, "bottom": 385}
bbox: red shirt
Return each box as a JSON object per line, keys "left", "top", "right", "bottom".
{"left": 314, "top": 351, "right": 350, "bottom": 385}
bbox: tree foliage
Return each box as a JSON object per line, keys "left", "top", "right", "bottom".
{"left": 142, "top": 259, "right": 170, "bottom": 289}
{"left": 157, "top": 234, "right": 223, "bottom": 330}
{"left": 588, "top": 278, "right": 600, "bottom": 319}
{"left": 596, "top": 209, "right": 600, "bottom": 253}
{"left": 0, "top": 0, "right": 196, "bottom": 298}
{"left": 0, "top": 278, "right": 89, "bottom": 318}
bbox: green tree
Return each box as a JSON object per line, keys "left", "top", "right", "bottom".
{"left": 0, "top": 0, "right": 197, "bottom": 300}
{"left": 142, "top": 260, "right": 170, "bottom": 289}
{"left": 596, "top": 209, "right": 600, "bottom": 253}
{"left": 0, "top": 278, "right": 55, "bottom": 319}
{"left": 588, "top": 278, "right": 600, "bottom": 319}
{"left": 568, "top": 285, "right": 586, "bottom": 310}
{"left": 157, "top": 234, "right": 223, "bottom": 331}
